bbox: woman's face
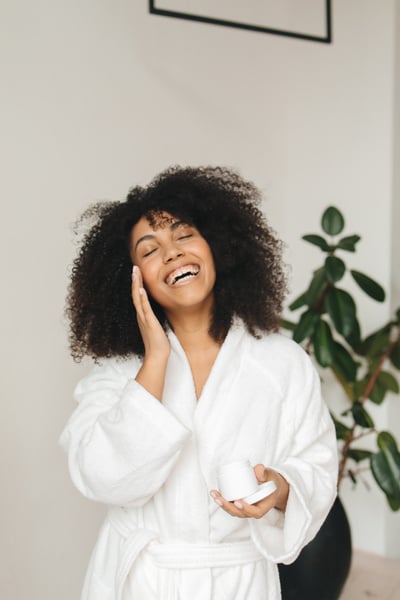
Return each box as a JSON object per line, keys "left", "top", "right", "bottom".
{"left": 130, "top": 213, "right": 216, "bottom": 315}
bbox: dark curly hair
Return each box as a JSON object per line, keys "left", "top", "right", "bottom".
{"left": 66, "top": 166, "right": 287, "bottom": 360}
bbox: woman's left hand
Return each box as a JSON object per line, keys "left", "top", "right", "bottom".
{"left": 210, "top": 464, "right": 289, "bottom": 519}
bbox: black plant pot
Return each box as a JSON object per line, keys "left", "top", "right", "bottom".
{"left": 278, "top": 497, "right": 352, "bottom": 600}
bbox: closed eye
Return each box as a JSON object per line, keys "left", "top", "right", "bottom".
{"left": 177, "top": 234, "right": 193, "bottom": 240}
{"left": 143, "top": 247, "right": 158, "bottom": 257}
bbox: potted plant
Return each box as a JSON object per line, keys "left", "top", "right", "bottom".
{"left": 278, "top": 206, "right": 400, "bottom": 600}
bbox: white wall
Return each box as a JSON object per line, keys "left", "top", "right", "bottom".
{"left": 1, "top": 1, "right": 399, "bottom": 598}
{"left": 386, "top": 0, "right": 400, "bottom": 558}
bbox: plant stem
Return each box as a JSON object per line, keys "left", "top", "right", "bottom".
{"left": 338, "top": 426, "right": 356, "bottom": 486}
{"left": 360, "top": 335, "right": 400, "bottom": 405}
{"left": 338, "top": 331, "right": 399, "bottom": 487}
{"left": 352, "top": 428, "right": 376, "bottom": 441}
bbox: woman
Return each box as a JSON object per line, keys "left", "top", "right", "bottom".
{"left": 60, "top": 166, "right": 338, "bottom": 599}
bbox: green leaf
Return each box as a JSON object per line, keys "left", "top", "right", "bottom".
{"left": 337, "top": 235, "right": 361, "bottom": 252}
{"left": 348, "top": 470, "right": 357, "bottom": 485}
{"left": 352, "top": 401, "right": 375, "bottom": 428}
{"left": 312, "top": 319, "right": 335, "bottom": 367}
{"left": 348, "top": 449, "right": 373, "bottom": 463}
{"left": 369, "top": 376, "right": 387, "bottom": 405}
{"left": 293, "top": 310, "right": 320, "bottom": 344}
{"left": 325, "top": 287, "right": 357, "bottom": 338}
{"left": 345, "top": 317, "right": 362, "bottom": 349}
{"left": 389, "top": 341, "right": 400, "bottom": 369}
{"left": 366, "top": 371, "right": 398, "bottom": 405}
{"left": 305, "top": 267, "right": 328, "bottom": 308}
{"left": 325, "top": 256, "right": 346, "bottom": 283}
{"left": 377, "top": 431, "right": 400, "bottom": 454}
{"left": 371, "top": 432, "right": 400, "bottom": 511}
{"left": 358, "top": 326, "right": 391, "bottom": 358}
{"left": 288, "top": 292, "right": 307, "bottom": 311}
{"left": 321, "top": 206, "right": 345, "bottom": 236}
{"left": 280, "top": 318, "right": 296, "bottom": 332}
{"left": 331, "top": 413, "right": 351, "bottom": 440}
{"left": 302, "top": 234, "right": 330, "bottom": 252}
{"left": 350, "top": 270, "right": 386, "bottom": 302}
{"left": 378, "top": 371, "right": 399, "bottom": 394}
{"left": 332, "top": 341, "right": 359, "bottom": 382}
{"left": 353, "top": 376, "right": 368, "bottom": 400}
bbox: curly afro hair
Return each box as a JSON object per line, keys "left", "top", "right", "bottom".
{"left": 66, "top": 166, "right": 287, "bottom": 360}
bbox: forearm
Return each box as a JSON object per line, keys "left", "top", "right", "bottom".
{"left": 135, "top": 355, "right": 169, "bottom": 401}
{"left": 131, "top": 266, "right": 171, "bottom": 400}
{"left": 265, "top": 468, "right": 289, "bottom": 512}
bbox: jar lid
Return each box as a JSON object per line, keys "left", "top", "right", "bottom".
{"left": 243, "top": 481, "right": 276, "bottom": 505}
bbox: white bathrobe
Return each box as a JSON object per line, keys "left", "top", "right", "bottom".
{"left": 60, "top": 322, "right": 338, "bottom": 600}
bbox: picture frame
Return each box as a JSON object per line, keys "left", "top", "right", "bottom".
{"left": 149, "top": 0, "right": 332, "bottom": 44}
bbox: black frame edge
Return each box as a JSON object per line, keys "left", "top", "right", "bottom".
{"left": 149, "top": 0, "right": 333, "bottom": 45}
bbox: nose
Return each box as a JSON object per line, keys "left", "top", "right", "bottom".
{"left": 162, "top": 243, "right": 184, "bottom": 263}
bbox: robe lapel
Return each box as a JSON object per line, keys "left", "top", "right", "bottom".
{"left": 193, "top": 323, "right": 254, "bottom": 489}
{"left": 162, "top": 323, "right": 262, "bottom": 493}
{"left": 161, "top": 330, "right": 198, "bottom": 431}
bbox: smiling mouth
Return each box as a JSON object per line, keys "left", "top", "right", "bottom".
{"left": 165, "top": 265, "right": 200, "bottom": 286}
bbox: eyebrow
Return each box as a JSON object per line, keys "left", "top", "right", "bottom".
{"left": 133, "top": 220, "right": 189, "bottom": 251}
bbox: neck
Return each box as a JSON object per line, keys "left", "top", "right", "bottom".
{"left": 166, "top": 303, "right": 217, "bottom": 353}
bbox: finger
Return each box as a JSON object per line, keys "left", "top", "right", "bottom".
{"left": 210, "top": 491, "right": 249, "bottom": 518}
{"left": 131, "top": 265, "right": 140, "bottom": 299}
{"left": 247, "top": 494, "right": 276, "bottom": 518}
{"left": 138, "top": 286, "right": 154, "bottom": 321}
{"left": 133, "top": 267, "right": 153, "bottom": 319}
{"left": 131, "top": 266, "right": 146, "bottom": 317}
{"left": 136, "top": 285, "right": 160, "bottom": 324}
{"left": 210, "top": 489, "right": 275, "bottom": 519}
{"left": 210, "top": 490, "right": 236, "bottom": 512}
{"left": 131, "top": 265, "right": 144, "bottom": 290}
{"left": 254, "top": 463, "right": 268, "bottom": 483}
{"left": 232, "top": 495, "right": 277, "bottom": 519}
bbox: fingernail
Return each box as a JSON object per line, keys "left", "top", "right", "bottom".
{"left": 214, "top": 498, "right": 223, "bottom": 507}
{"left": 210, "top": 491, "right": 216, "bottom": 499}
{"left": 139, "top": 287, "right": 145, "bottom": 296}
{"left": 132, "top": 266, "right": 136, "bottom": 281}
{"left": 234, "top": 501, "right": 243, "bottom": 509}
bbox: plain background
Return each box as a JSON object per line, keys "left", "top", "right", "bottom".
{"left": 1, "top": 1, "right": 399, "bottom": 598}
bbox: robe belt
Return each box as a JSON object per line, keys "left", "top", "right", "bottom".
{"left": 147, "top": 539, "right": 263, "bottom": 569}
{"left": 108, "top": 507, "right": 263, "bottom": 600}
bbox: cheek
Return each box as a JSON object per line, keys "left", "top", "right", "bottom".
{"left": 138, "top": 265, "right": 167, "bottom": 305}
{"left": 139, "top": 265, "right": 157, "bottom": 290}
{"left": 204, "top": 248, "right": 216, "bottom": 279}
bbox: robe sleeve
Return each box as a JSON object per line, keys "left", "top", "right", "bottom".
{"left": 250, "top": 346, "right": 338, "bottom": 564}
{"left": 59, "top": 358, "right": 191, "bottom": 507}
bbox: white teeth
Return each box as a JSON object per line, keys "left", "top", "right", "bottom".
{"left": 166, "top": 265, "right": 200, "bottom": 286}
{"left": 174, "top": 272, "right": 195, "bottom": 284}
